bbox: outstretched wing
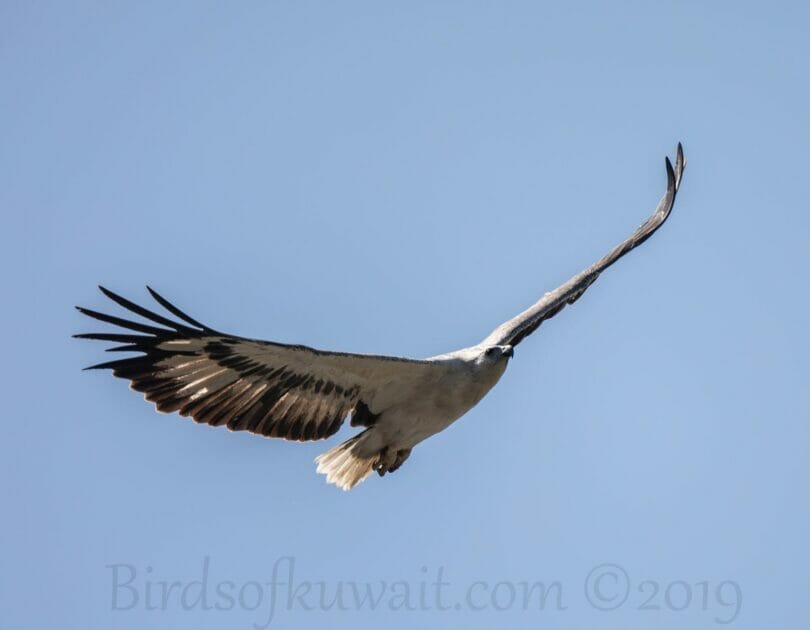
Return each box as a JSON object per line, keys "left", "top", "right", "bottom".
{"left": 483, "top": 143, "right": 686, "bottom": 348}
{"left": 76, "top": 287, "right": 441, "bottom": 441}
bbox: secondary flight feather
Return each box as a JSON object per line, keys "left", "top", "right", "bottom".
{"left": 76, "top": 143, "right": 685, "bottom": 490}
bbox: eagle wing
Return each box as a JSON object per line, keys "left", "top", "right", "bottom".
{"left": 483, "top": 143, "right": 685, "bottom": 348}
{"left": 76, "top": 287, "right": 443, "bottom": 441}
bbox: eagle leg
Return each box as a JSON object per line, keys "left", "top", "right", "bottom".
{"left": 375, "top": 447, "right": 412, "bottom": 476}
{"left": 389, "top": 448, "right": 412, "bottom": 473}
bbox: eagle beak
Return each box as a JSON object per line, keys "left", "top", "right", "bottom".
{"left": 504, "top": 346, "right": 514, "bottom": 359}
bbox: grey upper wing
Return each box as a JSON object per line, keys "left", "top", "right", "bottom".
{"left": 483, "top": 143, "right": 685, "bottom": 348}
{"left": 76, "top": 287, "right": 443, "bottom": 441}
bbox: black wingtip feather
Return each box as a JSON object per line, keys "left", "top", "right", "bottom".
{"left": 146, "top": 286, "right": 211, "bottom": 331}
{"left": 73, "top": 332, "right": 154, "bottom": 343}
{"left": 97, "top": 286, "right": 196, "bottom": 333}
{"left": 75, "top": 306, "right": 173, "bottom": 336}
{"left": 665, "top": 156, "right": 675, "bottom": 190}
{"left": 675, "top": 142, "right": 686, "bottom": 189}
{"left": 83, "top": 362, "right": 113, "bottom": 371}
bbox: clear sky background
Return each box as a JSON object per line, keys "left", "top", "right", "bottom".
{"left": 2, "top": 2, "right": 808, "bottom": 628}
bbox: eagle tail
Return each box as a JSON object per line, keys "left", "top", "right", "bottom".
{"left": 315, "top": 431, "right": 376, "bottom": 491}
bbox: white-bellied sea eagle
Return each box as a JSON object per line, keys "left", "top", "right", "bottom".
{"left": 76, "top": 144, "right": 686, "bottom": 490}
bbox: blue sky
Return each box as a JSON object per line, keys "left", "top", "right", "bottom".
{"left": 2, "top": 1, "right": 808, "bottom": 628}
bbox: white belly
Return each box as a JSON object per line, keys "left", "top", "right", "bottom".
{"left": 371, "top": 358, "right": 509, "bottom": 449}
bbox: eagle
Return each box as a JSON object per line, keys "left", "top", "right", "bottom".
{"left": 76, "top": 144, "right": 685, "bottom": 490}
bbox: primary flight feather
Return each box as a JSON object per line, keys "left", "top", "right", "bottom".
{"left": 76, "top": 143, "right": 685, "bottom": 490}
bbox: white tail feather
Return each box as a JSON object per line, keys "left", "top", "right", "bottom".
{"left": 315, "top": 433, "right": 376, "bottom": 491}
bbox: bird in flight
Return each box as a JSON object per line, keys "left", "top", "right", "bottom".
{"left": 77, "top": 144, "right": 685, "bottom": 490}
